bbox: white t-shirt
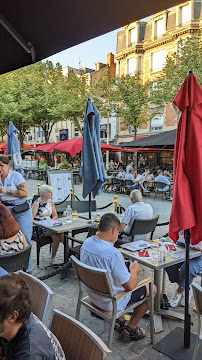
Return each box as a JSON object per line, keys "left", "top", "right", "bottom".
{"left": 0, "top": 170, "right": 26, "bottom": 204}
{"left": 121, "top": 201, "right": 154, "bottom": 242}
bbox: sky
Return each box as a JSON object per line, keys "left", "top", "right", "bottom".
{"left": 45, "top": 28, "right": 121, "bottom": 71}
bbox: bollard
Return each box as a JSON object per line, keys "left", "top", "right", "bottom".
{"left": 37, "top": 183, "right": 40, "bottom": 195}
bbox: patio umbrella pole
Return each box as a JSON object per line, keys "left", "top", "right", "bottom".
{"left": 88, "top": 192, "right": 92, "bottom": 221}
{"left": 184, "top": 228, "right": 191, "bottom": 349}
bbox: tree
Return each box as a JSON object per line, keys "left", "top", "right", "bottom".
{"left": 62, "top": 71, "right": 89, "bottom": 132}
{"left": 0, "top": 60, "right": 68, "bottom": 145}
{"left": 0, "top": 68, "right": 36, "bottom": 146}
{"left": 30, "top": 61, "right": 67, "bottom": 143}
{"left": 149, "top": 30, "right": 202, "bottom": 119}
{"left": 91, "top": 70, "right": 117, "bottom": 119}
{"left": 116, "top": 73, "right": 149, "bottom": 139}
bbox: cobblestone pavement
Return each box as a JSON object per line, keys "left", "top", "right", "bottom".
{"left": 27, "top": 180, "right": 201, "bottom": 360}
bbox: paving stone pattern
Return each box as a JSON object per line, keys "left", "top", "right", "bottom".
{"left": 27, "top": 180, "right": 200, "bottom": 360}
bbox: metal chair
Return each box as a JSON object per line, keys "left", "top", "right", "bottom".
{"left": 0, "top": 245, "right": 31, "bottom": 272}
{"left": 71, "top": 255, "right": 154, "bottom": 348}
{"left": 124, "top": 179, "right": 134, "bottom": 195}
{"left": 18, "top": 270, "right": 53, "bottom": 325}
{"left": 192, "top": 282, "right": 202, "bottom": 360}
{"left": 67, "top": 225, "right": 98, "bottom": 259}
{"left": 49, "top": 309, "right": 111, "bottom": 359}
{"left": 111, "top": 177, "right": 122, "bottom": 193}
{"left": 118, "top": 215, "right": 159, "bottom": 245}
{"left": 154, "top": 182, "right": 170, "bottom": 200}
{"left": 32, "top": 225, "right": 53, "bottom": 267}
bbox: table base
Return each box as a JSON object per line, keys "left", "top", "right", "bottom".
{"left": 153, "top": 326, "right": 202, "bottom": 360}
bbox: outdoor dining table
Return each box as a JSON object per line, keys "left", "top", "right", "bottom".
{"left": 34, "top": 217, "right": 90, "bottom": 278}
{"left": 120, "top": 238, "right": 201, "bottom": 332}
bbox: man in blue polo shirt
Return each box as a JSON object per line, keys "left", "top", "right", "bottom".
{"left": 81, "top": 213, "right": 156, "bottom": 341}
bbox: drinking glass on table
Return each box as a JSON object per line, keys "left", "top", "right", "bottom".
{"left": 72, "top": 210, "right": 78, "bottom": 220}
{"left": 96, "top": 211, "right": 101, "bottom": 220}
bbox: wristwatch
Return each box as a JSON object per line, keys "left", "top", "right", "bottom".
{"left": 7, "top": 190, "right": 12, "bottom": 195}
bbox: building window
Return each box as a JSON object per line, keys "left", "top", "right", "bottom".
{"left": 150, "top": 112, "right": 164, "bottom": 132}
{"left": 138, "top": 56, "right": 142, "bottom": 72}
{"left": 128, "top": 126, "right": 134, "bottom": 134}
{"left": 181, "top": 4, "right": 189, "bottom": 25}
{"left": 128, "top": 57, "right": 136, "bottom": 75}
{"left": 74, "top": 126, "right": 80, "bottom": 137}
{"left": 152, "top": 50, "right": 166, "bottom": 72}
{"left": 155, "top": 19, "right": 164, "bottom": 38}
{"left": 130, "top": 28, "right": 137, "bottom": 45}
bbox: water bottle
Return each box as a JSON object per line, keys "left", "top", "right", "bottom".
{"left": 66, "top": 205, "right": 72, "bottom": 223}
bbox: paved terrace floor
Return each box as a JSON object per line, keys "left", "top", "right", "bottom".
{"left": 27, "top": 180, "right": 201, "bottom": 360}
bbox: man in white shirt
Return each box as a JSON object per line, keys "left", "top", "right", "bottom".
{"left": 126, "top": 161, "right": 134, "bottom": 174}
{"left": 81, "top": 213, "right": 156, "bottom": 341}
{"left": 155, "top": 169, "right": 171, "bottom": 192}
{"left": 120, "top": 190, "right": 154, "bottom": 242}
{"left": 117, "top": 167, "right": 126, "bottom": 178}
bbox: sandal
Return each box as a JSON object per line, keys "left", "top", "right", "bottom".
{"left": 122, "top": 325, "right": 146, "bottom": 341}
{"left": 114, "top": 319, "right": 127, "bottom": 333}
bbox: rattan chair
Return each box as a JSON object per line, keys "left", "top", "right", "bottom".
{"left": 192, "top": 282, "right": 202, "bottom": 360}
{"left": 18, "top": 270, "right": 53, "bottom": 325}
{"left": 0, "top": 245, "right": 31, "bottom": 272}
{"left": 49, "top": 309, "right": 111, "bottom": 359}
{"left": 71, "top": 255, "right": 154, "bottom": 348}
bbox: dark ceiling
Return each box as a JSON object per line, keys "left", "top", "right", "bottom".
{"left": 0, "top": 0, "right": 184, "bottom": 74}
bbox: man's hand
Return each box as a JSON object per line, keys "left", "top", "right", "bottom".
{"left": 0, "top": 186, "right": 7, "bottom": 194}
{"left": 130, "top": 260, "right": 140, "bottom": 274}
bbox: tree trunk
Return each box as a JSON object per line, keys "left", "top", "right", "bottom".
{"left": 134, "top": 127, "right": 137, "bottom": 140}
{"left": 19, "top": 131, "right": 24, "bottom": 148}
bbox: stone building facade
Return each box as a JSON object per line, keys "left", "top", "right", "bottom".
{"left": 115, "top": 0, "right": 202, "bottom": 142}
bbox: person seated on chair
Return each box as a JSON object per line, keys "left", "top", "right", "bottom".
{"left": 32, "top": 185, "right": 64, "bottom": 266}
{"left": 166, "top": 232, "right": 202, "bottom": 308}
{"left": 144, "top": 168, "right": 155, "bottom": 190}
{"left": 155, "top": 169, "right": 171, "bottom": 192}
{"left": 120, "top": 190, "right": 154, "bottom": 243}
{"left": 0, "top": 203, "right": 27, "bottom": 255}
{"left": 0, "top": 273, "right": 66, "bottom": 359}
{"left": 125, "top": 169, "right": 142, "bottom": 190}
{"left": 126, "top": 161, "right": 134, "bottom": 174}
{"left": 81, "top": 213, "right": 157, "bottom": 341}
{"left": 117, "top": 167, "right": 126, "bottom": 179}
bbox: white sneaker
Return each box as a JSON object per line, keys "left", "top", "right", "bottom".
{"left": 50, "top": 257, "right": 57, "bottom": 266}
{"left": 144, "top": 189, "right": 150, "bottom": 193}
{"left": 180, "top": 287, "right": 193, "bottom": 307}
{"left": 169, "top": 292, "right": 182, "bottom": 307}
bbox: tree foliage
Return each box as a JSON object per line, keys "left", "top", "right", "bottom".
{"left": 92, "top": 71, "right": 117, "bottom": 119}
{"left": 0, "top": 61, "right": 67, "bottom": 145}
{"left": 116, "top": 73, "right": 148, "bottom": 139}
{"left": 149, "top": 30, "right": 202, "bottom": 118}
{"left": 62, "top": 71, "right": 90, "bottom": 132}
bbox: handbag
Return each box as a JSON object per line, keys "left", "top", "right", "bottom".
{"left": 12, "top": 202, "right": 29, "bottom": 214}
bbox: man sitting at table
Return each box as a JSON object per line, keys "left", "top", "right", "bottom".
{"left": 120, "top": 189, "right": 154, "bottom": 242}
{"left": 81, "top": 213, "right": 156, "bottom": 341}
{"left": 166, "top": 232, "right": 202, "bottom": 307}
{"left": 117, "top": 166, "right": 126, "bottom": 178}
{"left": 0, "top": 273, "right": 66, "bottom": 359}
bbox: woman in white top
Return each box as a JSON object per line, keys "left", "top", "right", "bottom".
{"left": 0, "top": 155, "right": 32, "bottom": 271}
{"left": 32, "top": 185, "right": 64, "bottom": 265}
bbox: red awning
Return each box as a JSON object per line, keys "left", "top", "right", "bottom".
{"left": 32, "top": 138, "right": 126, "bottom": 157}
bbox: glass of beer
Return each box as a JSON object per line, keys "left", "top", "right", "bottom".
{"left": 72, "top": 210, "right": 78, "bottom": 220}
